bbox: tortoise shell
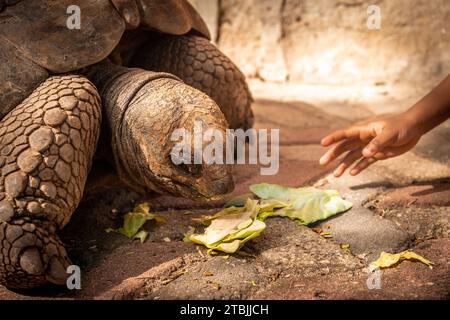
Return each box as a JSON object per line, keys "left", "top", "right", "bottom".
{"left": 0, "top": 0, "right": 210, "bottom": 118}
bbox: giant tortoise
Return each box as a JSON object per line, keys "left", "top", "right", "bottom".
{"left": 0, "top": 0, "right": 253, "bottom": 289}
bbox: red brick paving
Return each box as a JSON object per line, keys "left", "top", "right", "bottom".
{"left": 378, "top": 180, "right": 450, "bottom": 208}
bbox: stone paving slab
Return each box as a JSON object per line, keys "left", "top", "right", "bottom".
{"left": 252, "top": 238, "right": 450, "bottom": 300}
{"left": 314, "top": 170, "right": 411, "bottom": 260}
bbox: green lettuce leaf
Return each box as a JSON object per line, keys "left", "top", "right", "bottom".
{"left": 189, "top": 199, "right": 266, "bottom": 253}
{"left": 250, "top": 183, "right": 352, "bottom": 225}
{"left": 107, "top": 203, "right": 155, "bottom": 243}
{"left": 188, "top": 184, "right": 352, "bottom": 253}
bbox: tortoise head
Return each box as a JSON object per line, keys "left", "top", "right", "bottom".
{"left": 160, "top": 110, "right": 235, "bottom": 200}
{"left": 121, "top": 76, "right": 234, "bottom": 200}
{"left": 88, "top": 63, "right": 234, "bottom": 201}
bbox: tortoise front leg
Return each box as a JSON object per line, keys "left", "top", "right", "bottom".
{"left": 128, "top": 34, "right": 254, "bottom": 130}
{"left": 0, "top": 75, "right": 101, "bottom": 289}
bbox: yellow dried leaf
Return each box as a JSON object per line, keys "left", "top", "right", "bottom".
{"left": 320, "top": 231, "right": 332, "bottom": 238}
{"left": 370, "top": 250, "right": 434, "bottom": 270}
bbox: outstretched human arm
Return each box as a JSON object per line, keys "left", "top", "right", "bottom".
{"left": 319, "top": 74, "right": 450, "bottom": 177}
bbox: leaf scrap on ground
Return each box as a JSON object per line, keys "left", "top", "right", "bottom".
{"left": 370, "top": 250, "right": 434, "bottom": 271}
{"left": 187, "top": 183, "right": 352, "bottom": 254}
{"left": 189, "top": 199, "right": 266, "bottom": 254}
{"left": 311, "top": 227, "right": 323, "bottom": 234}
{"left": 250, "top": 183, "right": 353, "bottom": 225}
{"left": 319, "top": 231, "right": 332, "bottom": 238}
{"left": 106, "top": 202, "right": 156, "bottom": 243}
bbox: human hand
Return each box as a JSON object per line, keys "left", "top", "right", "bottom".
{"left": 319, "top": 113, "right": 423, "bottom": 177}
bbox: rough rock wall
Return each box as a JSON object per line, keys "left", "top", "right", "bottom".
{"left": 191, "top": 0, "right": 450, "bottom": 92}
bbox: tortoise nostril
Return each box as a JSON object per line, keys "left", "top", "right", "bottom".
{"left": 212, "top": 179, "right": 234, "bottom": 195}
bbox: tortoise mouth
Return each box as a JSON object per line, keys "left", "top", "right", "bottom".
{"left": 174, "top": 181, "right": 214, "bottom": 201}
{"left": 175, "top": 179, "right": 225, "bottom": 200}
{"left": 155, "top": 173, "right": 233, "bottom": 201}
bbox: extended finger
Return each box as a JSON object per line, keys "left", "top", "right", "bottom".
{"left": 321, "top": 126, "right": 362, "bottom": 146}
{"left": 350, "top": 157, "right": 378, "bottom": 175}
{"left": 320, "top": 139, "right": 361, "bottom": 166}
{"left": 333, "top": 147, "right": 364, "bottom": 177}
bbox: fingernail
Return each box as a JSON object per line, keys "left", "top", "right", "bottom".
{"left": 350, "top": 169, "right": 358, "bottom": 176}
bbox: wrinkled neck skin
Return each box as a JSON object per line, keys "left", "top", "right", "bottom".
{"left": 80, "top": 60, "right": 234, "bottom": 200}
{"left": 80, "top": 60, "right": 180, "bottom": 193}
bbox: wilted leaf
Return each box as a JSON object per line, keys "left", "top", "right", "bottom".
{"left": 250, "top": 183, "right": 290, "bottom": 200}
{"left": 188, "top": 184, "right": 352, "bottom": 254}
{"left": 189, "top": 199, "right": 266, "bottom": 254}
{"left": 107, "top": 202, "right": 155, "bottom": 242}
{"left": 134, "top": 230, "right": 149, "bottom": 243}
{"left": 370, "top": 250, "right": 434, "bottom": 271}
{"left": 320, "top": 231, "right": 332, "bottom": 238}
{"left": 250, "top": 183, "right": 352, "bottom": 225}
{"left": 202, "top": 207, "right": 243, "bottom": 224}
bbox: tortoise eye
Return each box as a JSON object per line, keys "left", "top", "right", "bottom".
{"left": 170, "top": 153, "right": 201, "bottom": 176}
{"left": 176, "top": 163, "right": 202, "bottom": 176}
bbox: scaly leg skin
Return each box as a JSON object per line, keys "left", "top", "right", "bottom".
{"left": 0, "top": 75, "right": 101, "bottom": 289}
{"left": 128, "top": 34, "right": 254, "bottom": 130}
